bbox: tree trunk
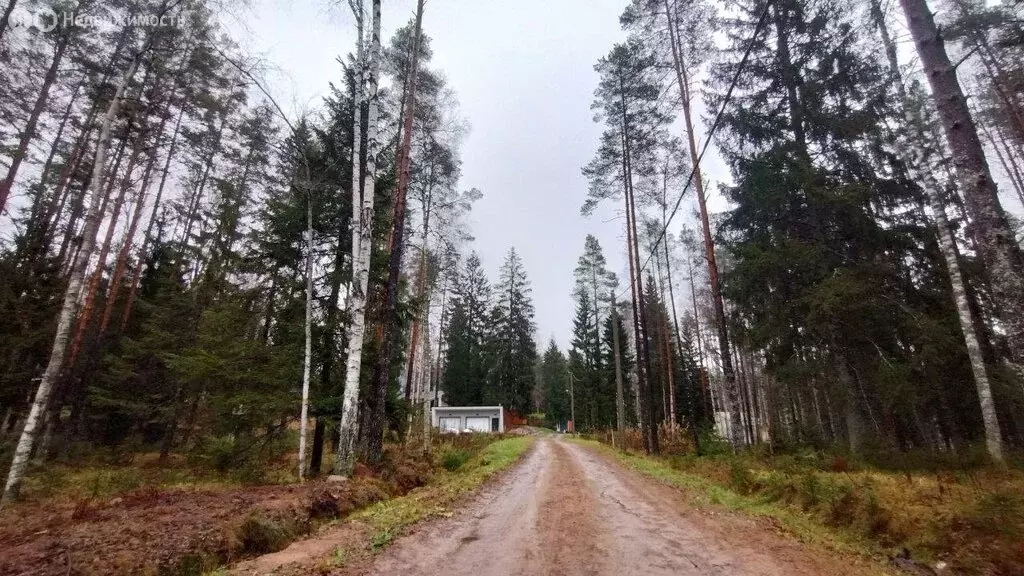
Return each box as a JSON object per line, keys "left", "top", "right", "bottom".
{"left": 58, "top": 126, "right": 129, "bottom": 271}
{"left": 981, "top": 119, "right": 1024, "bottom": 209}
{"left": 0, "top": 32, "right": 69, "bottom": 215}
{"left": 366, "top": 0, "right": 424, "bottom": 464}
{"left": 622, "top": 132, "right": 649, "bottom": 450}
{"left": 872, "top": 0, "right": 1006, "bottom": 461}
{"left": 3, "top": 52, "right": 144, "bottom": 504}
{"left": 0, "top": 0, "right": 18, "bottom": 45}
{"left": 931, "top": 194, "right": 1004, "bottom": 460}
{"left": 120, "top": 104, "right": 186, "bottom": 332}
{"left": 653, "top": 244, "right": 676, "bottom": 428}
{"left": 298, "top": 196, "right": 314, "bottom": 479}
{"left": 900, "top": 0, "right": 1024, "bottom": 383}
{"left": 687, "top": 257, "right": 711, "bottom": 420}
{"left": 67, "top": 126, "right": 147, "bottom": 368}
{"left": 659, "top": 183, "right": 686, "bottom": 393}
{"left": 98, "top": 146, "right": 158, "bottom": 337}
{"left": 335, "top": 0, "right": 381, "bottom": 476}
{"left": 665, "top": 0, "right": 741, "bottom": 446}
{"left": 624, "top": 180, "right": 646, "bottom": 446}
{"left": 611, "top": 290, "right": 625, "bottom": 432}
{"left": 20, "top": 72, "right": 87, "bottom": 262}
{"left": 404, "top": 175, "right": 433, "bottom": 400}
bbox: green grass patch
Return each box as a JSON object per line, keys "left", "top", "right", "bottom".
{"left": 351, "top": 436, "right": 533, "bottom": 549}
{"left": 440, "top": 448, "right": 470, "bottom": 471}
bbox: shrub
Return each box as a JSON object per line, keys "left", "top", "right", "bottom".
{"left": 380, "top": 446, "right": 433, "bottom": 492}
{"left": 441, "top": 448, "right": 470, "bottom": 472}
{"left": 307, "top": 478, "right": 391, "bottom": 520}
{"left": 729, "top": 460, "right": 755, "bottom": 494}
{"left": 235, "top": 513, "right": 292, "bottom": 555}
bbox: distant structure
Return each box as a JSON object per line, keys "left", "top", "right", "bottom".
{"left": 431, "top": 406, "right": 506, "bottom": 433}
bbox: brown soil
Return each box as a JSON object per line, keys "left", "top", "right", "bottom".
{"left": 0, "top": 483, "right": 307, "bottom": 575}
{"left": 2, "top": 438, "right": 890, "bottom": 576}
{"left": 0, "top": 446, "right": 432, "bottom": 575}
{"left": 326, "top": 437, "right": 885, "bottom": 576}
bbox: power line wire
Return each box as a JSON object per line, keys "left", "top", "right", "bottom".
{"left": 616, "top": 0, "right": 773, "bottom": 302}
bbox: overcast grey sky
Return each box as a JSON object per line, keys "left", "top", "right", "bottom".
{"left": 222, "top": 0, "right": 734, "bottom": 348}
{"left": 223, "top": 0, "right": 1024, "bottom": 349}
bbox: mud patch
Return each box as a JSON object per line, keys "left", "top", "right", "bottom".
{"left": 534, "top": 441, "right": 607, "bottom": 575}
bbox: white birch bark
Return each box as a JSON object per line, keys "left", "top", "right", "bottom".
{"left": 298, "top": 197, "right": 314, "bottom": 479}
{"left": 3, "top": 53, "right": 143, "bottom": 504}
{"left": 872, "top": 0, "right": 1004, "bottom": 461}
{"left": 930, "top": 197, "right": 1004, "bottom": 460}
{"left": 335, "top": 0, "right": 381, "bottom": 476}
{"left": 900, "top": 0, "right": 1024, "bottom": 390}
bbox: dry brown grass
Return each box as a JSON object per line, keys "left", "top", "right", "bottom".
{"left": 585, "top": 435, "right": 1024, "bottom": 575}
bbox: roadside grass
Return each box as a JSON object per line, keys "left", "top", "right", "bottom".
{"left": 576, "top": 438, "right": 1024, "bottom": 575}
{"left": 351, "top": 436, "right": 533, "bottom": 550}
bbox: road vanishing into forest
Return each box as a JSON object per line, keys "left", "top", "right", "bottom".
{"left": 364, "top": 437, "right": 875, "bottom": 576}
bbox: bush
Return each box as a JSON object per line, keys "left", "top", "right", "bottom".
{"left": 729, "top": 460, "right": 756, "bottom": 494}
{"left": 307, "top": 478, "right": 392, "bottom": 520}
{"left": 188, "top": 430, "right": 294, "bottom": 483}
{"left": 441, "top": 448, "right": 470, "bottom": 472}
{"left": 698, "top": 430, "right": 733, "bottom": 456}
{"left": 380, "top": 446, "right": 433, "bottom": 492}
{"left": 236, "top": 513, "right": 293, "bottom": 555}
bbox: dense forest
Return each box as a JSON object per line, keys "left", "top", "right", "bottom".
{"left": 562, "top": 0, "right": 1024, "bottom": 465}
{"left": 1, "top": 0, "right": 1024, "bottom": 511}
{"left": 0, "top": 0, "right": 543, "bottom": 500}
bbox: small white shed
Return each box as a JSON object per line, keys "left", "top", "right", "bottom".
{"left": 431, "top": 406, "right": 505, "bottom": 433}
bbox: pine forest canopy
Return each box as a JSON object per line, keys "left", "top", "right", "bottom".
{"left": 1, "top": 0, "right": 1024, "bottom": 503}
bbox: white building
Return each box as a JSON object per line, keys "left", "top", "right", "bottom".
{"left": 431, "top": 406, "right": 505, "bottom": 433}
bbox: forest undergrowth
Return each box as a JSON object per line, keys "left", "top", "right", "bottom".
{"left": 581, "top": 434, "right": 1024, "bottom": 575}
{"left": 0, "top": 433, "right": 524, "bottom": 576}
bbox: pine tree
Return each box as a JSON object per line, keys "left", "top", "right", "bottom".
{"left": 539, "top": 340, "right": 571, "bottom": 429}
{"left": 441, "top": 253, "right": 492, "bottom": 406}
{"left": 584, "top": 38, "right": 670, "bottom": 453}
{"left": 487, "top": 248, "right": 537, "bottom": 416}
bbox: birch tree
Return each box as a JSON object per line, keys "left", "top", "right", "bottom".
{"left": 900, "top": 0, "right": 1024, "bottom": 384}
{"left": 2, "top": 21, "right": 163, "bottom": 503}
{"left": 872, "top": 0, "right": 1004, "bottom": 461}
{"left": 335, "top": 0, "right": 382, "bottom": 476}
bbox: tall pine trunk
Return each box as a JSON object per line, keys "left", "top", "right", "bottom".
{"left": 611, "top": 291, "right": 625, "bottom": 432}
{"left": 0, "top": 31, "right": 69, "bottom": 214}
{"left": 366, "top": 0, "right": 424, "bottom": 464}
{"left": 664, "top": 0, "right": 742, "bottom": 446}
{"left": 67, "top": 124, "right": 147, "bottom": 368}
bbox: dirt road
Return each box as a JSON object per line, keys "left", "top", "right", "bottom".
{"left": 368, "top": 437, "right": 878, "bottom": 576}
